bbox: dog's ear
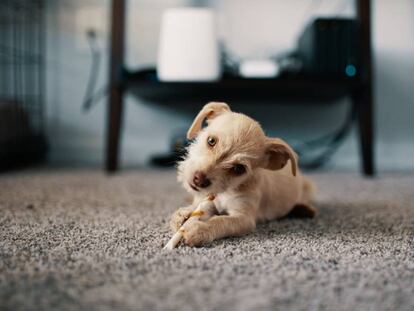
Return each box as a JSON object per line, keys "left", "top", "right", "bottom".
{"left": 262, "top": 138, "right": 297, "bottom": 176}
{"left": 187, "top": 102, "right": 231, "bottom": 139}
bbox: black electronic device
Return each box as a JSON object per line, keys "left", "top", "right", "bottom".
{"left": 297, "top": 18, "right": 359, "bottom": 77}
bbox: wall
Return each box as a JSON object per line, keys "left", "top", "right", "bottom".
{"left": 45, "top": 0, "right": 414, "bottom": 171}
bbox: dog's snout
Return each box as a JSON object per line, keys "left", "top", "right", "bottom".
{"left": 193, "top": 171, "right": 211, "bottom": 188}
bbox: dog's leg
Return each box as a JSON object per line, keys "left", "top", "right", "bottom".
{"left": 287, "top": 177, "right": 317, "bottom": 218}
{"left": 169, "top": 205, "right": 195, "bottom": 232}
{"left": 182, "top": 213, "right": 255, "bottom": 247}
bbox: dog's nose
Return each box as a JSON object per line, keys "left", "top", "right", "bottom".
{"left": 193, "top": 171, "right": 211, "bottom": 188}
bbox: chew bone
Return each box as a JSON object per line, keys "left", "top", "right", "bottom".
{"left": 164, "top": 195, "right": 216, "bottom": 250}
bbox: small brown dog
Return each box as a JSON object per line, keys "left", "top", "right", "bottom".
{"left": 171, "top": 102, "right": 316, "bottom": 247}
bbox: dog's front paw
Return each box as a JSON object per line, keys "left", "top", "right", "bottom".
{"left": 170, "top": 207, "right": 193, "bottom": 232}
{"left": 182, "top": 221, "right": 213, "bottom": 247}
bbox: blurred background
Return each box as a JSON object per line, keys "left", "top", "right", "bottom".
{"left": 1, "top": 0, "right": 414, "bottom": 173}
{"left": 2, "top": 2, "right": 414, "bottom": 309}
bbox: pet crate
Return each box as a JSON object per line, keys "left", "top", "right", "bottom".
{"left": 0, "top": 0, "right": 47, "bottom": 170}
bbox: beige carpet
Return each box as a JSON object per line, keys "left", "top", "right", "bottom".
{"left": 0, "top": 169, "right": 413, "bottom": 311}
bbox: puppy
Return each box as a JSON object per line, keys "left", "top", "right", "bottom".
{"left": 171, "top": 102, "right": 316, "bottom": 247}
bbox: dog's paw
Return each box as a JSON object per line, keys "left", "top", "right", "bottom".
{"left": 288, "top": 203, "right": 317, "bottom": 218}
{"left": 182, "top": 221, "right": 213, "bottom": 247}
{"left": 170, "top": 207, "right": 194, "bottom": 232}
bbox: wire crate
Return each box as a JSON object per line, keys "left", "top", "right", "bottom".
{"left": 0, "top": 0, "right": 47, "bottom": 170}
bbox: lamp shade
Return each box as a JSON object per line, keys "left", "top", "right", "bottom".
{"left": 157, "top": 8, "right": 221, "bottom": 82}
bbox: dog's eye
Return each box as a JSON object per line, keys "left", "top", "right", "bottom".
{"left": 207, "top": 136, "right": 217, "bottom": 147}
{"left": 231, "top": 164, "right": 246, "bottom": 175}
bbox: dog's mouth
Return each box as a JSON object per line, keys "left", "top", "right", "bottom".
{"left": 189, "top": 183, "right": 199, "bottom": 192}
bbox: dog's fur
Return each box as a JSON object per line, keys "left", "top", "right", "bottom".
{"left": 170, "top": 102, "right": 316, "bottom": 247}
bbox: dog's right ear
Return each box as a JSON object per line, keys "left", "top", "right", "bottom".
{"left": 187, "top": 102, "right": 231, "bottom": 139}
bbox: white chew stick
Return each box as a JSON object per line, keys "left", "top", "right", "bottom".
{"left": 164, "top": 195, "right": 216, "bottom": 250}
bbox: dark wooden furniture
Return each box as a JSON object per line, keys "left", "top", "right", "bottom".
{"left": 106, "top": 0, "right": 374, "bottom": 175}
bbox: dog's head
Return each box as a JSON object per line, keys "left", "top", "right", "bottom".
{"left": 178, "top": 102, "right": 297, "bottom": 195}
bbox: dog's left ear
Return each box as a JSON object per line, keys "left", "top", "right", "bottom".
{"left": 262, "top": 138, "right": 297, "bottom": 176}
{"left": 187, "top": 102, "right": 231, "bottom": 139}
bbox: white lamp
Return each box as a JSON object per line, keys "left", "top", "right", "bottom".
{"left": 157, "top": 8, "right": 221, "bottom": 82}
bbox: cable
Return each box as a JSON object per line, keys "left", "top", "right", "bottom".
{"left": 82, "top": 29, "right": 104, "bottom": 111}
{"left": 293, "top": 102, "right": 356, "bottom": 169}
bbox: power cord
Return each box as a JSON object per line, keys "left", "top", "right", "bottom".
{"left": 82, "top": 29, "right": 107, "bottom": 111}
{"left": 293, "top": 102, "right": 356, "bottom": 169}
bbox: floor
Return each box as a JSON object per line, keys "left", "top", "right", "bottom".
{"left": 0, "top": 170, "right": 413, "bottom": 311}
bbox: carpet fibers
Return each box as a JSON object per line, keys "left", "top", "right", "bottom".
{"left": 0, "top": 170, "right": 413, "bottom": 311}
